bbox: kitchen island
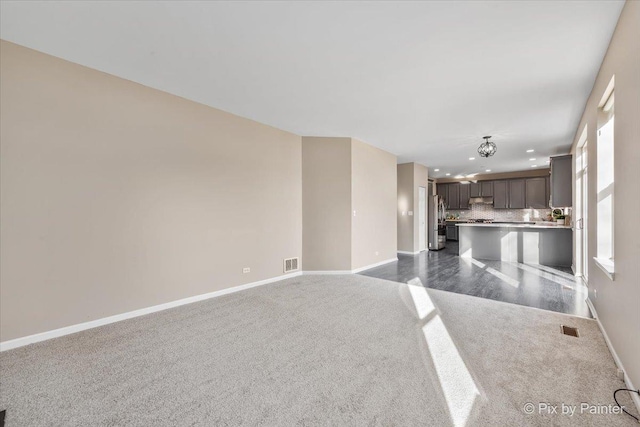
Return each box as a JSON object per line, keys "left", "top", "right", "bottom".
{"left": 457, "top": 222, "right": 572, "bottom": 267}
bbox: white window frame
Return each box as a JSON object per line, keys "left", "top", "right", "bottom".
{"left": 594, "top": 76, "right": 615, "bottom": 280}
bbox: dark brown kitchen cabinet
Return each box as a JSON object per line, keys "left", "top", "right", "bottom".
{"left": 459, "top": 183, "right": 470, "bottom": 209}
{"left": 493, "top": 181, "right": 508, "bottom": 209}
{"left": 550, "top": 155, "right": 573, "bottom": 207}
{"left": 448, "top": 184, "right": 460, "bottom": 209}
{"left": 481, "top": 181, "right": 494, "bottom": 197}
{"left": 469, "top": 182, "right": 481, "bottom": 198}
{"left": 437, "top": 184, "right": 447, "bottom": 206}
{"left": 470, "top": 181, "right": 493, "bottom": 198}
{"left": 508, "top": 179, "right": 526, "bottom": 209}
{"left": 445, "top": 222, "right": 459, "bottom": 241}
{"left": 525, "top": 177, "right": 549, "bottom": 208}
{"left": 437, "top": 182, "right": 471, "bottom": 210}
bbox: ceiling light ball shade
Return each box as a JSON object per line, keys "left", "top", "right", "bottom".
{"left": 478, "top": 136, "right": 497, "bottom": 158}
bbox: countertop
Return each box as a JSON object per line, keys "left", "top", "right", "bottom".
{"left": 456, "top": 222, "right": 571, "bottom": 229}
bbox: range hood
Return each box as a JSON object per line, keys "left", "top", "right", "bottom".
{"left": 469, "top": 197, "right": 494, "bottom": 205}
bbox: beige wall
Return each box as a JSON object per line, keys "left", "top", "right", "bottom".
{"left": 397, "top": 164, "right": 415, "bottom": 252}
{"left": 569, "top": 1, "right": 640, "bottom": 389}
{"left": 301, "top": 137, "right": 397, "bottom": 271}
{"left": 351, "top": 139, "right": 397, "bottom": 269}
{"left": 301, "top": 137, "right": 352, "bottom": 271}
{"left": 397, "top": 163, "right": 428, "bottom": 253}
{"left": 0, "top": 41, "right": 302, "bottom": 341}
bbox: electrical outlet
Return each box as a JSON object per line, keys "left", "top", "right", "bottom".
{"left": 617, "top": 369, "right": 625, "bottom": 380}
{"left": 242, "top": 267, "right": 250, "bottom": 274}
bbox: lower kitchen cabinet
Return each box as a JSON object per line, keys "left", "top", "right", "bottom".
{"left": 446, "top": 223, "right": 459, "bottom": 241}
{"left": 458, "top": 225, "right": 572, "bottom": 267}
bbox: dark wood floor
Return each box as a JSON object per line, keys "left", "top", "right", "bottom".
{"left": 360, "top": 242, "right": 592, "bottom": 318}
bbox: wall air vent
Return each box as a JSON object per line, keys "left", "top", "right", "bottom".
{"left": 284, "top": 257, "right": 299, "bottom": 273}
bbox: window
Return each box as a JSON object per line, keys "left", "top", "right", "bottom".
{"left": 595, "top": 77, "right": 615, "bottom": 280}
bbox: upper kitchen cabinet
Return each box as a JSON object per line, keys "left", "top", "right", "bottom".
{"left": 508, "top": 179, "right": 526, "bottom": 209}
{"left": 493, "top": 181, "right": 508, "bottom": 209}
{"left": 437, "top": 184, "right": 447, "bottom": 206}
{"left": 550, "top": 155, "right": 572, "bottom": 207}
{"left": 459, "top": 183, "right": 470, "bottom": 209}
{"left": 441, "top": 175, "right": 546, "bottom": 210}
{"left": 525, "top": 177, "right": 549, "bottom": 208}
{"left": 448, "top": 183, "right": 460, "bottom": 209}
{"left": 481, "top": 181, "right": 494, "bottom": 197}
{"left": 469, "top": 181, "right": 493, "bottom": 198}
{"left": 437, "top": 183, "right": 469, "bottom": 210}
{"left": 469, "top": 182, "right": 481, "bottom": 198}
{"left": 436, "top": 183, "right": 460, "bottom": 209}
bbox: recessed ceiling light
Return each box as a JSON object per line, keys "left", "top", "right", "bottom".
{"left": 455, "top": 175, "right": 465, "bottom": 179}
{"left": 529, "top": 158, "right": 536, "bottom": 161}
{"left": 466, "top": 173, "right": 477, "bottom": 178}
{"left": 469, "top": 157, "right": 475, "bottom": 160}
{"left": 434, "top": 169, "right": 440, "bottom": 172}
{"left": 526, "top": 149, "right": 534, "bottom": 153}
{"left": 445, "top": 173, "right": 451, "bottom": 176}
{"left": 486, "top": 169, "right": 491, "bottom": 172}
{"left": 531, "top": 165, "right": 538, "bottom": 167}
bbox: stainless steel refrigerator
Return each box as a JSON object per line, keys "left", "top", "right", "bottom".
{"left": 428, "top": 194, "right": 446, "bottom": 250}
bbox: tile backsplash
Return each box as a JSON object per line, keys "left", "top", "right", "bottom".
{"left": 447, "top": 203, "right": 552, "bottom": 222}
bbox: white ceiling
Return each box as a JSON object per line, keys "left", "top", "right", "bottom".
{"left": 0, "top": 1, "right": 624, "bottom": 177}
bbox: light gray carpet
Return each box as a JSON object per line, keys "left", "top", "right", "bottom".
{"left": 0, "top": 275, "right": 636, "bottom": 426}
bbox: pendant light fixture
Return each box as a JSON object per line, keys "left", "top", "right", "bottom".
{"left": 478, "top": 136, "right": 497, "bottom": 158}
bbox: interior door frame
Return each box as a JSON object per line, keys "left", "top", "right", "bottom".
{"left": 575, "top": 125, "right": 588, "bottom": 282}
{"left": 581, "top": 140, "right": 589, "bottom": 282}
{"left": 418, "top": 186, "right": 427, "bottom": 251}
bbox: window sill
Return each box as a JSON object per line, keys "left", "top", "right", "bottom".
{"left": 593, "top": 257, "right": 615, "bottom": 281}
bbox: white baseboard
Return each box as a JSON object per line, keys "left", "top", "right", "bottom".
{"left": 585, "top": 296, "right": 596, "bottom": 319}
{"left": 397, "top": 250, "right": 420, "bottom": 255}
{"left": 0, "top": 271, "right": 303, "bottom": 352}
{"left": 1, "top": 258, "right": 403, "bottom": 352}
{"left": 587, "top": 297, "right": 640, "bottom": 413}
